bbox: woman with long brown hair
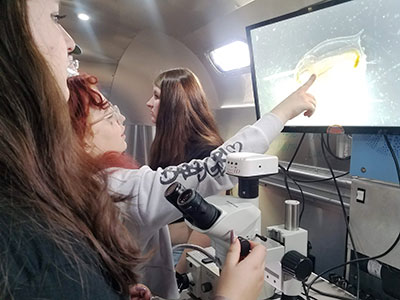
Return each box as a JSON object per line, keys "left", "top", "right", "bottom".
{"left": 67, "top": 72, "right": 265, "bottom": 299}
{"left": 146, "top": 68, "right": 225, "bottom": 273}
{"left": 147, "top": 68, "right": 224, "bottom": 169}
{"left": 67, "top": 67, "right": 316, "bottom": 299}
{"left": 0, "top": 0, "right": 143, "bottom": 299}
{"left": 0, "top": 1, "right": 316, "bottom": 299}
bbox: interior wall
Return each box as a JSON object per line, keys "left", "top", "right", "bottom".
{"left": 78, "top": 61, "right": 118, "bottom": 98}
{"left": 93, "top": 0, "right": 323, "bottom": 131}
{"left": 110, "top": 30, "right": 219, "bottom": 126}
{"left": 259, "top": 183, "right": 348, "bottom": 275}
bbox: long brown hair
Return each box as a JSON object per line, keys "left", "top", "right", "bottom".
{"left": 0, "top": 1, "right": 142, "bottom": 295}
{"left": 149, "top": 68, "right": 223, "bottom": 169}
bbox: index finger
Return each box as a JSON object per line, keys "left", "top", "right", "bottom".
{"left": 223, "top": 238, "right": 241, "bottom": 268}
{"left": 300, "top": 74, "right": 316, "bottom": 91}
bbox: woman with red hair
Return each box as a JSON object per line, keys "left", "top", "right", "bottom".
{"left": 67, "top": 72, "right": 316, "bottom": 299}
{"left": 0, "top": 0, "right": 315, "bottom": 299}
{"left": 68, "top": 74, "right": 139, "bottom": 170}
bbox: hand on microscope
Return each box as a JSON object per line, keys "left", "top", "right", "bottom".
{"left": 215, "top": 236, "right": 266, "bottom": 300}
{"left": 129, "top": 283, "right": 152, "bottom": 300}
{"left": 271, "top": 74, "right": 317, "bottom": 123}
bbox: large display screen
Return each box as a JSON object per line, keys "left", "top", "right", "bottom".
{"left": 246, "top": 0, "right": 400, "bottom": 134}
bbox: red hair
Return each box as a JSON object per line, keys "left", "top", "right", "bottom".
{"left": 67, "top": 74, "right": 139, "bottom": 169}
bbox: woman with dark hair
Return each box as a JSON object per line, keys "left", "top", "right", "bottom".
{"left": 147, "top": 68, "right": 224, "bottom": 169}
{"left": 0, "top": 1, "right": 315, "bottom": 299}
{"left": 0, "top": 1, "right": 144, "bottom": 299}
{"left": 67, "top": 67, "right": 316, "bottom": 300}
{"left": 146, "top": 68, "right": 225, "bottom": 273}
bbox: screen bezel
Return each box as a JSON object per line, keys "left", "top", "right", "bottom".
{"left": 246, "top": 0, "right": 400, "bottom": 135}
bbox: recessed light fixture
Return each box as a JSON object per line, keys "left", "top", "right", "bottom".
{"left": 78, "top": 13, "right": 90, "bottom": 21}
{"left": 209, "top": 41, "right": 250, "bottom": 72}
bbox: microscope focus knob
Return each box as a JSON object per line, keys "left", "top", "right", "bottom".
{"left": 201, "top": 282, "right": 213, "bottom": 293}
{"left": 281, "top": 250, "right": 313, "bottom": 281}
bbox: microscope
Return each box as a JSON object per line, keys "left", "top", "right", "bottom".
{"left": 165, "top": 152, "right": 312, "bottom": 300}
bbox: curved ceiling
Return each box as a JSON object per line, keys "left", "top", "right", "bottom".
{"left": 60, "top": 0, "right": 319, "bottom": 125}
{"left": 60, "top": 0, "right": 255, "bottom": 89}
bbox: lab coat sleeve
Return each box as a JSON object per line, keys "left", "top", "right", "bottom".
{"left": 108, "top": 113, "right": 284, "bottom": 236}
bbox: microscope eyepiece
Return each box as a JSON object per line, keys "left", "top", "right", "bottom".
{"left": 165, "top": 182, "right": 186, "bottom": 209}
{"left": 165, "top": 182, "right": 221, "bottom": 230}
{"left": 177, "top": 189, "right": 194, "bottom": 206}
{"left": 177, "top": 189, "right": 221, "bottom": 230}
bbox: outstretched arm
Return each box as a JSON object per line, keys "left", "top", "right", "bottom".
{"left": 108, "top": 75, "right": 317, "bottom": 232}
{"left": 271, "top": 74, "right": 317, "bottom": 122}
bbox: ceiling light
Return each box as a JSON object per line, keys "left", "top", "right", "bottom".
{"left": 78, "top": 13, "right": 90, "bottom": 21}
{"left": 209, "top": 41, "right": 250, "bottom": 72}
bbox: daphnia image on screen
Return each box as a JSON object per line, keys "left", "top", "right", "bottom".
{"left": 247, "top": 0, "right": 400, "bottom": 133}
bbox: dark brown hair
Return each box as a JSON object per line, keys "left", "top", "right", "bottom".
{"left": 0, "top": 1, "right": 142, "bottom": 295}
{"left": 149, "top": 68, "right": 223, "bottom": 169}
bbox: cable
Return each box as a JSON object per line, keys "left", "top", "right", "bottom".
{"left": 307, "top": 134, "right": 400, "bottom": 299}
{"left": 288, "top": 133, "right": 306, "bottom": 170}
{"left": 292, "top": 171, "right": 349, "bottom": 183}
{"left": 306, "top": 231, "right": 400, "bottom": 298}
{"left": 279, "top": 165, "right": 306, "bottom": 224}
{"left": 302, "top": 282, "right": 311, "bottom": 300}
{"left": 383, "top": 135, "right": 400, "bottom": 183}
{"left": 172, "top": 243, "right": 222, "bottom": 269}
{"left": 279, "top": 166, "right": 349, "bottom": 225}
{"left": 281, "top": 164, "right": 294, "bottom": 199}
{"left": 318, "top": 133, "right": 360, "bottom": 299}
{"left": 309, "top": 285, "right": 353, "bottom": 300}
{"left": 280, "top": 133, "right": 350, "bottom": 223}
{"left": 280, "top": 133, "right": 307, "bottom": 224}
{"left": 302, "top": 291, "right": 318, "bottom": 300}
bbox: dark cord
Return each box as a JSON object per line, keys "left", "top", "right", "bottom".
{"left": 302, "top": 282, "right": 311, "bottom": 300}
{"left": 280, "top": 133, "right": 351, "bottom": 224}
{"left": 282, "top": 133, "right": 307, "bottom": 224}
{"left": 293, "top": 171, "right": 349, "bottom": 183}
{"left": 281, "top": 164, "right": 294, "bottom": 199}
{"left": 308, "top": 285, "right": 353, "bottom": 300}
{"left": 279, "top": 165, "right": 306, "bottom": 223}
{"left": 306, "top": 231, "right": 400, "bottom": 298}
{"left": 383, "top": 135, "right": 400, "bottom": 184}
{"left": 302, "top": 291, "right": 318, "bottom": 300}
{"left": 307, "top": 134, "right": 400, "bottom": 299}
{"left": 317, "top": 133, "right": 360, "bottom": 299}
{"left": 288, "top": 133, "right": 306, "bottom": 170}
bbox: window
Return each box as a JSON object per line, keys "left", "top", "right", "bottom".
{"left": 209, "top": 41, "right": 250, "bottom": 72}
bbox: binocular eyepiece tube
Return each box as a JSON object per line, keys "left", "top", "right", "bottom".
{"left": 165, "top": 182, "right": 221, "bottom": 230}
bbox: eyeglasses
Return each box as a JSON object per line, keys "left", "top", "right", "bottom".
{"left": 90, "top": 104, "right": 125, "bottom": 125}
{"left": 67, "top": 55, "right": 80, "bottom": 77}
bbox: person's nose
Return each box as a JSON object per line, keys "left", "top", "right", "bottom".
{"left": 119, "top": 114, "right": 126, "bottom": 126}
{"left": 62, "top": 27, "right": 76, "bottom": 54}
{"left": 146, "top": 97, "right": 153, "bottom": 109}
{"left": 117, "top": 114, "right": 125, "bottom": 126}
